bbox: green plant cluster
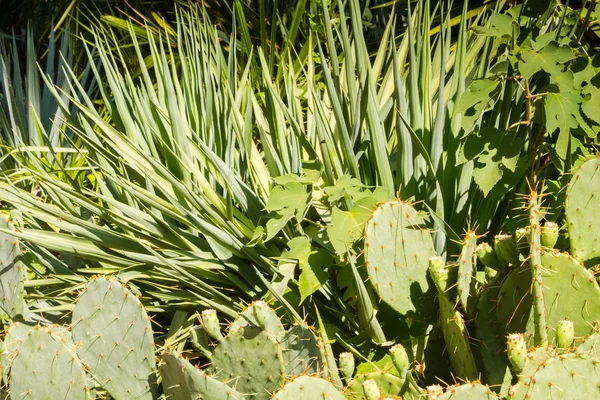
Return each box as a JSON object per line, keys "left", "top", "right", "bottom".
{"left": 0, "top": 0, "right": 600, "bottom": 398}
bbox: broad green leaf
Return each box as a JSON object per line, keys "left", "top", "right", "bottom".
{"left": 459, "top": 128, "right": 523, "bottom": 196}
{"left": 280, "top": 237, "right": 329, "bottom": 304}
{"left": 582, "top": 84, "right": 600, "bottom": 124}
{"left": 519, "top": 42, "right": 575, "bottom": 80}
{"left": 323, "top": 175, "right": 366, "bottom": 203}
{"left": 456, "top": 78, "right": 501, "bottom": 133}
{"left": 264, "top": 183, "right": 309, "bottom": 241}
{"left": 471, "top": 12, "right": 514, "bottom": 38}
{"left": 544, "top": 86, "right": 584, "bottom": 159}
{"left": 327, "top": 196, "right": 379, "bottom": 255}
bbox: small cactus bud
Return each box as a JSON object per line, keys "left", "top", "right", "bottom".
{"left": 362, "top": 379, "right": 381, "bottom": 400}
{"left": 556, "top": 319, "right": 574, "bottom": 348}
{"left": 494, "top": 234, "right": 519, "bottom": 267}
{"left": 427, "top": 384, "right": 444, "bottom": 399}
{"left": 252, "top": 300, "right": 270, "bottom": 330}
{"left": 201, "top": 309, "right": 223, "bottom": 340}
{"left": 506, "top": 333, "right": 527, "bottom": 373}
{"left": 389, "top": 344, "right": 410, "bottom": 377}
{"left": 338, "top": 352, "right": 355, "bottom": 383}
{"left": 541, "top": 222, "right": 559, "bottom": 249}
{"left": 476, "top": 242, "right": 500, "bottom": 270}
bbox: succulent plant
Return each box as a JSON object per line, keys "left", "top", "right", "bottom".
{"left": 71, "top": 275, "right": 157, "bottom": 399}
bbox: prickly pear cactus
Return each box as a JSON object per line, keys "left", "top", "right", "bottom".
{"left": 0, "top": 212, "right": 27, "bottom": 318}
{"left": 208, "top": 325, "right": 285, "bottom": 399}
{"left": 161, "top": 347, "right": 241, "bottom": 400}
{"left": 9, "top": 325, "right": 91, "bottom": 400}
{"left": 565, "top": 157, "right": 600, "bottom": 267}
{"left": 230, "top": 301, "right": 285, "bottom": 340}
{"left": 272, "top": 375, "right": 344, "bottom": 399}
{"left": 71, "top": 275, "right": 157, "bottom": 399}
{"left": 281, "top": 323, "right": 324, "bottom": 377}
{"left": 511, "top": 354, "right": 600, "bottom": 399}
{"left": 0, "top": 321, "right": 32, "bottom": 384}
{"left": 457, "top": 231, "right": 478, "bottom": 313}
{"left": 364, "top": 200, "right": 437, "bottom": 321}
{"left": 496, "top": 252, "right": 600, "bottom": 346}
{"left": 436, "top": 383, "right": 498, "bottom": 399}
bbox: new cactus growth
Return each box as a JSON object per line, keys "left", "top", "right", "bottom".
{"left": 457, "top": 231, "right": 478, "bottom": 313}
{"left": 364, "top": 200, "right": 437, "bottom": 321}
{"left": 338, "top": 352, "right": 355, "bottom": 383}
{"left": 201, "top": 309, "right": 223, "bottom": 340}
{"left": 494, "top": 234, "right": 519, "bottom": 267}
{"left": 9, "top": 326, "right": 90, "bottom": 400}
{"left": 389, "top": 343, "right": 410, "bottom": 377}
{"left": 0, "top": 212, "right": 27, "bottom": 319}
{"left": 252, "top": 300, "right": 270, "bottom": 330}
{"left": 362, "top": 379, "right": 381, "bottom": 400}
{"left": 427, "top": 385, "right": 444, "bottom": 399}
{"left": 189, "top": 325, "right": 212, "bottom": 358}
{"left": 506, "top": 333, "right": 527, "bottom": 373}
{"left": 565, "top": 157, "right": 600, "bottom": 267}
{"left": 556, "top": 319, "right": 574, "bottom": 348}
{"left": 429, "top": 257, "right": 478, "bottom": 381}
{"left": 541, "top": 222, "right": 559, "bottom": 249}
{"left": 71, "top": 275, "right": 157, "bottom": 400}
{"left": 476, "top": 242, "right": 500, "bottom": 270}
{"left": 161, "top": 347, "right": 241, "bottom": 400}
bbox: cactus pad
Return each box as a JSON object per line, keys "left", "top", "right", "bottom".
{"left": 1, "top": 321, "right": 35, "bottom": 384}
{"left": 457, "top": 231, "right": 478, "bottom": 313}
{"left": 281, "top": 323, "right": 323, "bottom": 377}
{"left": 437, "top": 383, "right": 498, "bottom": 399}
{"left": 230, "top": 302, "right": 285, "bottom": 340}
{"left": 575, "top": 329, "right": 600, "bottom": 357}
{"left": 496, "top": 252, "right": 600, "bottom": 346}
{"left": 511, "top": 354, "right": 600, "bottom": 399}
{"left": 9, "top": 326, "right": 90, "bottom": 400}
{"left": 160, "top": 347, "right": 241, "bottom": 400}
{"left": 364, "top": 200, "right": 437, "bottom": 320}
{"left": 272, "top": 375, "right": 344, "bottom": 399}
{"left": 71, "top": 275, "right": 157, "bottom": 399}
{"left": 0, "top": 212, "right": 27, "bottom": 318}
{"left": 208, "top": 326, "right": 285, "bottom": 399}
{"left": 566, "top": 157, "right": 600, "bottom": 267}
